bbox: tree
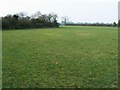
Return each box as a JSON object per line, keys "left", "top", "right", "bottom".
{"left": 62, "top": 16, "right": 69, "bottom": 25}
{"left": 2, "top": 11, "right": 59, "bottom": 30}
{"left": 113, "top": 22, "right": 117, "bottom": 27}
{"left": 118, "top": 20, "right": 120, "bottom": 27}
{"left": 17, "top": 12, "right": 27, "bottom": 19}
{"left": 31, "top": 11, "right": 42, "bottom": 19}
{"left": 47, "top": 14, "right": 52, "bottom": 22}
{"left": 13, "top": 14, "right": 19, "bottom": 20}
{"left": 51, "top": 13, "right": 58, "bottom": 22}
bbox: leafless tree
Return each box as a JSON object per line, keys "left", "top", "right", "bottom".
{"left": 17, "top": 12, "right": 27, "bottom": 19}
{"left": 31, "top": 11, "right": 42, "bottom": 19}
{"left": 62, "top": 16, "right": 69, "bottom": 25}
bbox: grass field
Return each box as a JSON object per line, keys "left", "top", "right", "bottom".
{"left": 2, "top": 26, "right": 118, "bottom": 88}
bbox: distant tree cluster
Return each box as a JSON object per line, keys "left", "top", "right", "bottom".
{"left": 61, "top": 17, "right": 118, "bottom": 27}
{"left": 65, "top": 22, "right": 118, "bottom": 27}
{"left": 2, "top": 11, "right": 59, "bottom": 30}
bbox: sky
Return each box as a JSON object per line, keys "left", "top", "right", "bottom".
{"left": 0, "top": 0, "right": 119, "bottom": 23}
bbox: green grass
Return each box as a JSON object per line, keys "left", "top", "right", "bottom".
{"left": 2, "top": 26, "right": 118, "bottom": 88}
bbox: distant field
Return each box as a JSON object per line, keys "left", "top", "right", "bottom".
{"left": 2, "top": 26, "right": 118, "bottom": 88}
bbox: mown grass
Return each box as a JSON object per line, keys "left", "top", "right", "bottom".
{"left": 2, "top": 26, "right": 118, "bottom": 88}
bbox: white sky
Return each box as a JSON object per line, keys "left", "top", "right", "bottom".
{"left": 0, "top": 0, "right": 119, "bottom": 23}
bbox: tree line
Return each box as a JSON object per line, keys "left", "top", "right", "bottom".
{"left": 2, "top": 11, "right": 59, "bottom": 30}
{"left": 65, "top": 22, "right": 117, "bottom": 27}
{"left": 2, "top": 11, "right": 119, "bottom": 30}
{"left": 63, "top": 21, "right": 118, "bottom": 27}
{"left": 61, "top": 16, "right": 118, "bottom": 27}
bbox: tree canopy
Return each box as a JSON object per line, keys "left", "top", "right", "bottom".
{"left": 2, "top": 11, "right": 59, "bottom": 30}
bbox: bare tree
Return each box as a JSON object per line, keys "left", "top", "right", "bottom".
{"left": 31, "top": 11, "right": 42, "bottom": 19}
{"left": 52, "top": 14, "right": 58, "bottom": 22}
{"left": 17, "top": 12, "right": 27, "bottom": 19}
{"left": 47, "top": 14, "right": 52, "bottom": 22}
{"left": 48, "top": 13, "right": 58, "bottom": 22}
{"left": 62, "top": 16, "right": 69, "bottom": 25}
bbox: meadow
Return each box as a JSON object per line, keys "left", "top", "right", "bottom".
{"left": 2, "top": 26, "right": 118, "bottom": 88}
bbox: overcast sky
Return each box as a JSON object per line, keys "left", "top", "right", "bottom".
{"left": 0, "top": 0, "right": 119, "bottom": 23}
